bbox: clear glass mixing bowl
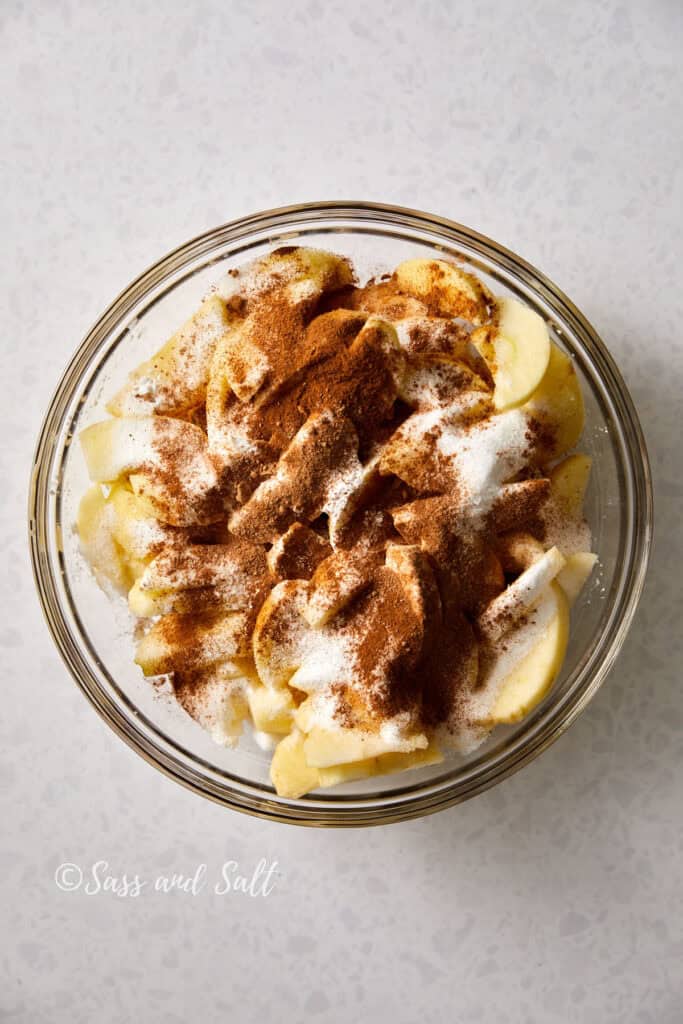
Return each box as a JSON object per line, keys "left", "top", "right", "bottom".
{"left": 29, "top": 202, "right": 652, "bottom": 826}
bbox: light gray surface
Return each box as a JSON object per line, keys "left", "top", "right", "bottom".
{"left": 2, "top": 1, "right": 682, "bottom": 1021}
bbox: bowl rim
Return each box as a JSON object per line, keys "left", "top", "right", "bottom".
{"left": 28, "top": 200, "right": 653, "bottom": 826}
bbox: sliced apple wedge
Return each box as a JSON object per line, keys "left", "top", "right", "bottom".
{"left": 209, "top": 317, "right": 272, "bottom": 403}
{"left": 81, "top": 416, "right": 220, "bottom": 526}
{"left": 247, "top": 684, "right": 296, "bottom": 735}
{"left": 317, "top": 758, "right": 378, "bottom": 788}
{"left": 326, "top": 454, "right": 382, "bottom": 548}
{"left": 215, "top": 246, "right": 354, "bottom": 306}
{"left": 315, "top": 742, "right": 444, "bottom": 789}
{"left": 210, "top": 248, "right": 355, "bottom": 403}
{"left": 385, "top": 543, "right": 441, "bottom": 629}
{"left": 175, "top": 667, "right": 249, "bottom": 747}
{"left": 270, "top": 729, "right": 320, "bottom": 798}
{"left": 303, "top": 725, "right": 428, "bottom": 769}
{"left": 375, "top": 742, "right": 444, "bottom": 776}
{"left": 129, "top": 543, "right": 271, "bottom": 618}
{"left": 108, "top": 483, "right": 179, "bottom": 560}
{"left": 291, "top": 696, "right": 313, "bottom": 734}
{"left": 473, "top": 296, "right": 551, "bottom": 411}
{"left": 556, "top": 552, "right": 598, "bottom": 606}
{"left": 80, "top": 418, "right": 156, "bottom": 483}
{"left": 77, "top": 484, "right": 130, "bottom": 593}
{"left": 394, "top": 259, "right": 492, "bottom": 324}
{"left": 477, "top": 546, "right": 565, "bottom": 642}
{"left": 304, "top": 549, "right": 370, "bottom": 627}
{"left": 107, "top": 296, "right": 241, "bottom": 417}
{"left": 549, "top": 454, "right": 592, "bottom": 517}
{"left": 476, "top": 582, "right": 570, "bottom": 726}
{"left": 135, "top": 611, "right": 250, "bottom": 676}
{"left": 230, "top": 410, "right": 363, "bottom": 543}
{"left": 523, "top": 343, "right": 584, "bottom": 460}
{"left": 252, "top": 580, "right": 310, "bottom": 688}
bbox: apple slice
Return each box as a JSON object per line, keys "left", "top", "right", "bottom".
{"left": 175, "top": 666, "right": 249, "bottom": 747}
{"left": 230, "top": 411, "right": 363, "bottom": 543}
{"left": 477, "top": 546, "right": 566, "bottom": 642}
{"left": 394, "top": 259, "right": 492, "bottom": 324}
{"left": 385, "top": 544, "right": 442, "bottom": 630}
{"left": 210, "top": 248, "right": 355, "bottom": 403}
{"left": 316, "top": 741, "right": 445, "bottom": 788}
{"left": 77, "top": 484, "right": 131, "bottom": 593}
{"left": 304, "top": 549, "right": 371, "bottom": 627}
{"left": 482, "top": 582, "right": 570, "bottom": 724}
{"left": 473, "top": 296, "right": 551, "bottom": 410}
{"left": 524, "top": 343, "right": 584, "bottom": 460}
{"left": 556, "top": 551, "right": 598, "bottom": 606}
{"left": 270, "top": 729, "right": 320, "bottom": 798}
{"left": 317, "top": 758, "right": 379, "bottom": 788}
{"left": 252, "top": 580, "right": 310, "bottom": 689}
{"left": 247, "top": 684, "right": 296, "bottom": 735}
{"left": 135, "top": 611, "right": 250, "bottom": 676}
{"left": 108, "top": 483, "right": 180, "bottom": 560}
{"left": 549, "top": 454, "right": 592, "bottom": 517}
{"left": 375, "top": 742, "right": 444, "bottom": 776}
{"left": 80, "top": 417, "right": 156, "bottom": 483}
{"left": 129, "top": 542, "right": 271, "bottom": 619}
{"left": 215, "top": 246, "right": 354, "bottom": 306}
{"left": 81, "top": 416, "right": 221, "bottom": 526}
{"left": 107, "top": 296, "right": 241, "bottom": 417}
{"left": 303, "top": 725, "right": 428, "bottom": 769}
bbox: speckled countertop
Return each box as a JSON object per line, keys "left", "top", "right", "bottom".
{"left": 2, "top": 2, "right": 682, "bottom": 1021}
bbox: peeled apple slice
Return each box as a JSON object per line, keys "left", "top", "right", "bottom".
{"left": 216, "top": 247, "right": 354, "bottom": 306}
{"left": 523, "top": 343, "right": 585, "bottom": 459}
{"left": 252, "top": 580, "right": 310, "bottom": 689}
{"left": 107, "top": 296, "right": 240, "bottom": 417}
{"left": 303, "top": 726, "right": 428, "bottom": 769}
{"left": 80, "top": 418, "right": 156, "bottom": 483}
{"left": 317, "top": 758, "right": 378, "bottom": 788}
{"left": 474, "top": 296, "right": 551, "bottom": 410}
{"left": 477, "top": 546, "right": 566, "bottom": 642}
{"left": 549, "top": 454, "right": 592, "bottom": 517}
{"left": 270, "top": 729, "right": 320, "bottom": 799}
{"left": 304, "top": 549, "right": 369, "bottom": 627}
{"left": 135, "top": 612, "right": 249, "bottom": 676}
{"left": 108, "top": 483, "right": 176, "bottom": 560}
{"left": 556, "top": 551, "right": 597, "bottom": 606}
{"left": 247, "top": 685, "right": 296, "bottom": 735}
{"left": 317, "top": 744, "right": 444, "bottom": 788}
{"left": 484, "top": 582, "right": 570, "bottom": 725}
{"left": 394, "top": 259, "right": 491, "bottom": 324}
{"left": 77, "top": 485, "right": 130, "bottom": 593}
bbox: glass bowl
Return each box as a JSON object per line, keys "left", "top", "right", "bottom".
{"left": 29, "top": 202, "right": 652, "bottom": 826}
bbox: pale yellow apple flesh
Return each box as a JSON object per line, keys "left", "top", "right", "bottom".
{"left": 270, "top": 729, "right": 320, "bottom": 799}
{"left": 473, "top": 296, "right": 551, "bottom": 411}
{"left": 523, "top": 343, "right": 585, "bottom": 459}
{"left": 247, "top": 685, "right": 295, "bottom": 735}
{"left": 484, "top": 582, "right": 570, "bottom": 725}
{"left": 394, "top": 258, "right": 491, "bottom": 324}
{"left": 556, "top": 552, "right": 598, "bottom": 606}
{"left": 107, "top": 295, "right": 240, "bottom": 417}
{"left": 303, "top": 725, "right": 428, "bottom": 769}
{"left": 549, "top": 453, "right": 592, "bottom": 517}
